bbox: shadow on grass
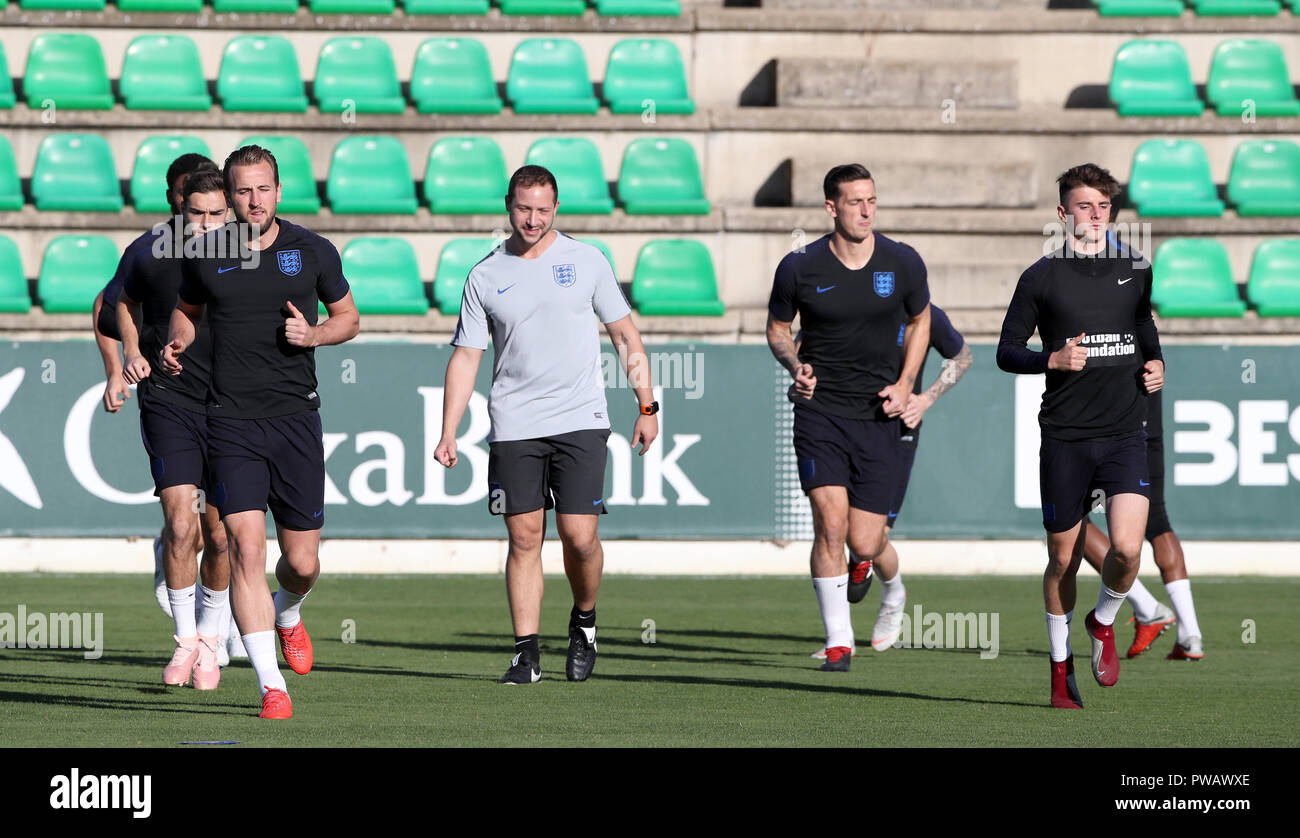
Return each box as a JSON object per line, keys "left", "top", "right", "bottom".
{"left": 0, "top": 688, "right": 256, "bottom": 717}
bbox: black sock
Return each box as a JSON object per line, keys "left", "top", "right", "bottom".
{"left": 513, "top": 634, "right": 540, "bottom": 661}
{"left": 571, "top": 606, "right": 596, "bottom": 628}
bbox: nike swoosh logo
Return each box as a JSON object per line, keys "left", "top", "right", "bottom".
{"left": 314, "top": 509, "right": 323, "bottom": 518}
{"left": 1139, "top": 480, "right": 1150, "bottom": 486}
{"left": 497, "top": 284, "right": 516, "bottom": 295}
{"left": 218, "top": 266, "right": 239, "bottom": 274}
{"left": 816, "top": 285, "right": 836, "bottom": 293}
{"left": 1117, "top": 277, "right": 1133, "bottom": 285}
{"left": 592, "top": 499, "right": 603, "bottom": 506}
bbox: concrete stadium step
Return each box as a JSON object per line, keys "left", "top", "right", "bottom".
{"left": 776, "top": 58, "right": 1018, "bottom": 109}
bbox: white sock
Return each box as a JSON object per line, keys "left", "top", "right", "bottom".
{"left": 274, "top": 587, "right": 311, "bottom": 629}
{"left": 243, "top": 631, "right": 287, "bottom": 694}
{"left": 880, "top": 571, "right": 905, "bottom": 609}
{"left": 1125, "top": 578, "right": 1159, "bottom": 622}
{"left": 1094, "top": 583, "right": 1127, "bottom": 626}
{"left": 1046, "top": 611, "right": 1072, "bottom": 662}
{"left": 196, "top": 586, "right": 228, "bottom": 637}
{"left": 812, "top": 574, "right": 854, "bottom": 650}
{"left": 1165, "top": 579, "right": 1201, "bottom": 642}
{"left": 168, "top": 586, "right": 197, "bottom": 638}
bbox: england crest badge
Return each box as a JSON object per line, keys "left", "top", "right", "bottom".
{"left": 277, "top": 249, "right": 303, "bottom": 277}
{"left": 553, "top": 263, "right": 577, "bottom": 287}
{"left": 873, "top": 271, "right": 895, "bottom": 298}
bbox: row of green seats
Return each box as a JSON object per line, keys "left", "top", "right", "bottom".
{"left": 0, "top": 133, "right": 711, "bottom": 216}
{"left": 1128, "top": 138, "right": 1300, "bottom": 217}
{"left": 1110, "top": 39, "right": 1298, "bottom": 117}
{"left": 0, "top": 235, "right": 722, "bottom": 317}
{"left": 1154, "top": 238, "right": 1300, "bottom": 317}
{"left": 1096, "top": 0, "right": 1299, "bottom": 15}
{"left": 0, "top": 34, "right": 693, "bottom": 116}
{"left": 3, "top": 0, "right": 680, "bottom": 14}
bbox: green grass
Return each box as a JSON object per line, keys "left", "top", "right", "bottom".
{"left": 0, "top": 574, "right": 1295, "bottom": 747}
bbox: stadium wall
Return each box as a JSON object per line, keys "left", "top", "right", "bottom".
{"left": 1, "top": 341, "right": 1298, "bottom": 541}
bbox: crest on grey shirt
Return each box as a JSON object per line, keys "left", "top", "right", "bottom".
{"left": 553, "top": 264, "right": 577, "bottom": 287}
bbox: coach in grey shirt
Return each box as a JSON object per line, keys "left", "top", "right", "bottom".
{"left": 436, "top": 165, "right": 659, "bottom": 686}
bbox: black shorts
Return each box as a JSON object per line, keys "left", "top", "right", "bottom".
{"left": 487, "top": 429, "right": 610, "bottom": 516}
{"left": 139, "top": 396, "right": 210, "bottom": 496}
{"left": 1143, "top": 391, "right": 1172, "bottom": 541}
{"left": 1040, "top": 431, "right": 1150, "bottom": 534}
{"left": 207, "top": 412, "right": 325, "bottom": 531}
{"left": 792, "top": 403, "right": 901, "bottom": 516}
{"left": 888, "top": 423, "right": 920, "bottom": 528}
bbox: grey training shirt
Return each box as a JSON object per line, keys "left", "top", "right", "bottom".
{"left": 452, "top": 232, "right": 632, "bottom": 443}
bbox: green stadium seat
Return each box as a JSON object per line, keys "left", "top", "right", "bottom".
{"left": 131, "top": 137, "right": 213, "bottom": 215}
{"left": 1190, "top": 0, "right": 1280, "bottom": 14}
{"left": 121, "top": 36, "right": 212, "bottom": 111}
{"left": 618, "top": 138, "right": 710, "bottom": 215}
{"left": 434, "top": 238, "right": 500, "bottom": 315}
{"left": 218, "top": 36, "right": 308, "bottom": 113}
{"left": 0, "top": 137, "right": 21, "bottom": 211}
{"left": 327, "top": 137, "right": 418, "bottom": 215}
{"left": 525, "top": 138, "right": 613, "bottom": 214}
{"left": 1152, "top": 239, "right": 1246, "bottom": 317}
{"left": 595, "top": 0, "right": 681, "bottom": 13}
{"left": 500, "top": 0, "right": 586, "bottom": 13}
{"left": 581, "top": 239, "right": 616, "bottom": 275}
{"left": 24, "top": 34, "right": 114, "bottom": 110}
{"left": 38, "top": 236, "right": 119, "bottom": 314}
{"left": 32, "top": 134, "right": 123, "bottom": 212}
{"left": 423, "top": 137, "right": 508, "bottom": 214}
{"left": 410, "top": 39, "right": 501, "bottom": 115}
{"left": 1092, "top": 0, "right": 1184, "bottom": 14}
{"left": 1227, "top": 140, "right": 1300, "bottom": 216}
{"left": 118, "top": 0, "right": 202, "bottom": 10}
{"left": 0, "top": 236, "right": 30, "bottom": 313}
{"left": 0, "top": 42, "right": 15, "bottom": 109}
{"left": 507, "top": 39, "right": 600, "bottom": 114}
{"left": 212, "top": 0, "right": 299, "bottom": 10}
{"left": 340, "top": 238, "right": 429, "bottom": 315}
{"left": 1109, "top": 41, "right": 1204, "bottom": 116}
{"left": 632, "top": 240, "right": 724, "bottom": 316}
{"left": 604, "top": 39, "right": 693, "bottom": 115}
{"left": 315, "top": 38, "right": 405, "bottom": 115}
{"left": 1128, "top": 139, "right": 1224, "bottom": 217}
{"left": 19, "top": 0, "right": 104, "bottom": 9}
{"left": 1247, "top": 239, "right": 1300, "bottom": 316}
{"left": 1206, "top": 40, "right": 1299, "bottom": 117}
{"left": 405, "top": 0, "right": 488, "bottom": 10}
{"left": 309, "top": 0, "right": 394, "bottom": 12}
{"left": 236, "top": 135, "right": 321, "bottom": 214}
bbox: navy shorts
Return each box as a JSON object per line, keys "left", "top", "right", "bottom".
{"left": 792, "top": 403, "right": 901, "bottom": 516}
{"left": 207, "top": 412, "right": 325, "bottom": 531}
{"left": 139, "top": 396, "right": 210, "bottom": 496}
{"left": 887, "top": 423, "right": 920, "bottom": 528}
{"left": 1040, "top": 431, "right": 1150, "bottom": 534}
{"left": 487, "top": 429, "right": 610, "bottom": 516}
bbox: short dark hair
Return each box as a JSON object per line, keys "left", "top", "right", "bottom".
{"left": 182, "top": 169, "right": 226, "bottom": 202}
{"left": 507, "top": 165, "right": 558, "bottom": 203}
{"left": 166, "top": 153, "right": 217, "bottom": 194}
{"left": 823, "top": 163, "right": 873, "bottom": 201}
{"left": 223, "top": 145, "right": 280, "bottom": 187}
{"left": 1057, "top": 163, "right": 1120, "bottom": 209}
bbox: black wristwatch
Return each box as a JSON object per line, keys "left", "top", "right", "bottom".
{"left": 640, "top": 401, "right": 660, "bottom": 416}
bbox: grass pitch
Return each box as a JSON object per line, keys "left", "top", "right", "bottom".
{"left": 1, "top": 574, "right": 1295, "bottom": 748}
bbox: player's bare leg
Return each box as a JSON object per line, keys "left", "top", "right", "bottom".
{"left": 847, "top": 508, "right": 905, "bottom": 651}
{"left": 1081, "top": 493, "right": 1149, "bottom": 687}
{"left": 1151, "top": 531, "right": 1203, "bottom": 659}
{"left": 1045, "top": 521, "right": 1086, "bottom": 707}
{"left": 273, "top": 524, "right": 320, "bottom": 676}
{"left": 1083, "top": 520, "right": 1174, "bottom": 657}
{"left": 223, "top": 509, "right": 290, "bottom": 715}
{"left": 808, "top": 486, "right": 853, "bottom": 670}
{"left": 159, "top": 485, "right": 202, "bottom": 686}
{"left": 557, "top": 513, "right": 602, "bottom": 681}
{"left": 501, "top": 509, "right": 545, "bottom": 683}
